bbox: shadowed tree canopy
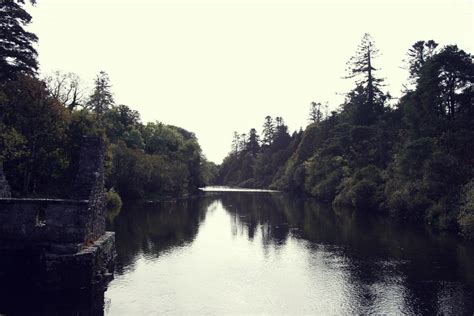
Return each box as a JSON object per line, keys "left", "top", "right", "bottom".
{"left": 0, "top": 0, "right": 38, "bottom": 82}
{"left": 246, "top": 128, "right": 260, "bottom": 156}
{"left": 405, "top": 40, "right": 438, "bottom": 83}
{"left": 413, "top": 44, "right": 473, "bottom": 123}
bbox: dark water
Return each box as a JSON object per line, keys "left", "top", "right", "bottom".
{"left": 103, "top": 192, "right": 474, "bottom": 315}
{"left": 1, "top": 191, "right": 473, "bottom": 315}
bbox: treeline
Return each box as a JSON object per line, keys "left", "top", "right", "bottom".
{"left": 0, "top": 0, "right": 216, "bottom": 200}
{"left": 217, "top": 34, "right": 474, "bottom": 237}
{"left": 216, "top": 116, "right": 303, "bottom": 187}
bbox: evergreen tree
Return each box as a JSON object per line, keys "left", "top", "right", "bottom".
{"left": 262, "top": 115, "right": 275, "bottom": 146}
{"left": 273, "top": 117, "right": 291, "bottom": 150}
{"left": 309, "top": 102, "right": 323, "bottom": 123}
{"left": 231, "top": 131, "right": 240, "bottom": 154}
{"left": 86, "top": 71, "right": 115, "bottom": 115}
{"left": 345, "top": 33, "right": 387, "bottom": 118}
{"left": 405, "top": 40, "right": 438, "bottom": 83}
{"left": 275, "top": 116, "right": 284, "bottom": 128}
{"left": 246, "top": 128, "right": 260, "bottom": 156}
{"left": 0, "top": 0, "right": 38, "bottom": 82}
{"left": 239, "top": 133, "right": 246, "bottom": 152}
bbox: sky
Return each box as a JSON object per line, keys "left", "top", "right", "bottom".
{"left": 28, "top": 0, "right": 473, "bottom": 163}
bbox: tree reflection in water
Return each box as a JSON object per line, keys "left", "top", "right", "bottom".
{"left": 104, "top": 192, "right": 474, "bottom": 314}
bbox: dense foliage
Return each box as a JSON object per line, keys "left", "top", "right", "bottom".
{"left": 0, "top": 1, "right": 216, "bottom": 200}
{"left": 0, "top": 73, "right": 216, "bottom": 199}
{"left": 218, "top": 34, "right": 473, "bottom": 236}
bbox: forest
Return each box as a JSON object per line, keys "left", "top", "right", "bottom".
{"left": 0, "top": 0, "right": 217, "bottom": 202}
{"left": 216, "top": 34, "right": 474, "bottom": 237}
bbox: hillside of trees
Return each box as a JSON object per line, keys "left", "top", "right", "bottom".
{"left": 0, "top": 0, "right": 216, "bottom": 200}
{"left": 217, "top": 34, "right": 473, "bottom": 237}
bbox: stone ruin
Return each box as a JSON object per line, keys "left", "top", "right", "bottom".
{"left": 0, "top": 163, "right": 11, "bottom": 198}
{"left": 0, "top": 136, "right": 116, "bottom": 289}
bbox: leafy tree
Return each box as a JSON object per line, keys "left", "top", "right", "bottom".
{"left": 103, "top": 104, "right": 141, "bottom": 142}
{"left": 0, "top": 0, "right": 38, "bottom": 82}
{"left": 122, "top": 128, "right": 145, "bottom": 150}
{"left": 429, "top": 45, "right": 473, "bottom": 119}
{"left": 1, "top": 75, "right": 70, "bottom": 195}
{"left": 403, "top": 45, "right": 473, "bottom": 137}
{"left": 44, "top": 70, "right": 83, "bottom": 110}
{"left": 0, "top": 123, "right": 26, "bottom": 162}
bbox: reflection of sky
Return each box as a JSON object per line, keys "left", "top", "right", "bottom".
{"left": 105, "top": 200, "right": 419, "bottom": 314}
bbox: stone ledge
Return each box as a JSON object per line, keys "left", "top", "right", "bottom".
{"left": 42, "top": 232, "right": 116, "bottom": 289}
{"left": 0, "top": 198, "right": 89, "bottom": 204}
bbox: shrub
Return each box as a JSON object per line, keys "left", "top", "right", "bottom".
{"left": 106, "top": 188, "right": 123, "bottom": 214}
{"left": 333, "top": 165, "right": 385, "bottom": 211}
{"left": 458, "top": 180, "right": 474, "bottom": 239}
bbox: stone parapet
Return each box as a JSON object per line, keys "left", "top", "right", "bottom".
{"left": 0, "top": 198, "right": 90, "bottom": 245}
{"left": 0, "top": 163, "right": 11, "bottom": 198}
{"left": 0, "top": 136, "right": 115, "bottom": 289}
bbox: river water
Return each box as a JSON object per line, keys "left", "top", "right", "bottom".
{"left": 103, "top": 190, "right": 474, "bottom": 315}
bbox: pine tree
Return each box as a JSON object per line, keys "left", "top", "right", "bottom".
{"left": 405, "top": 40, "right": 438, "bottom": 83}
{"left": 239, "top": 133, "right": 246, "bottom": 152}
{"left": 275, "top": 116, "right": 284, "bottom": 128}
{"left": 86, "top": 71, "right": 115, "bottom": 114}
{"left": 0, "top": 0, "right": 38, "bottom": 82}
{"left": 309, "top": 102, "right": 323, "bottom": 123}
{"left": 231, "top": 131, "right": 240, "bottom": 154}
{"left": 246, "top": 128, "right": 260, "bottom": 156}
{"left": 262, "top": 115, "right": 275, "bottom": 146}
{"left": 345, "top": 33, "right": 386, "bottom": 113}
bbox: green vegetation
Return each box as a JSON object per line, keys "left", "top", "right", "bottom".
{"left": 0, "top": 1, "right": 215, "bottom": 200}
{"left": 106, "top": 188, "right": 123, "bottom": 214}
{"left": 218, "top": 34, "right": 473, "bottom": 235}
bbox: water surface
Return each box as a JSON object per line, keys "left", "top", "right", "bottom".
{"left": 104, "top": 191, "right": 474, "bottom": 314}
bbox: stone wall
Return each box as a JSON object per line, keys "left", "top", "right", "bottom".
{"left": 0, "top": 163, "right": 11, "bottom": 198}
{"left": 0, "top": 136, "right": 107, "bottom": 248}
{"left": 0, "top": 136, "right": 115, "bottom": 289}
{"left": 73, "top": 136, "right": 107, "bottom": 243}
{"left": 0, "top": 198, "right": 89, "bottom": 245}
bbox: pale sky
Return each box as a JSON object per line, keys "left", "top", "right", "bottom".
{"left": 28, "top": 0, "right": 473, "bottom": 163}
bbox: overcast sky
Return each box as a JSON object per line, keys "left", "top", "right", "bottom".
{"left": 28, "top": 0, "right": 473, "bottom": 163}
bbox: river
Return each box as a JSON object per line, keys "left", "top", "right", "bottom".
{"left": 103, "top": 190, "right": 474, "bottom": 314}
